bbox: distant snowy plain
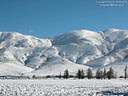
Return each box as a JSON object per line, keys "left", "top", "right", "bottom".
{"left": 0, "top": 79, "right": 128, "bottom": 96}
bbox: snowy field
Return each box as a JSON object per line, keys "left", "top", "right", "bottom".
{"left": 0, "top": 79, "right": 128, "bottom": 96}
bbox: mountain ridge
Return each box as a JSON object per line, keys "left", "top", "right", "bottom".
{"left": 0, "top": 29, "right": 128, "bottom": 76}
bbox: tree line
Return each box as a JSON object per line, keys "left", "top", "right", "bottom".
{"left": 1, "top": 66, "right": 127, "bottom": 80}
{"left": 60, "top": 65, "right": 128, "bottom": 80}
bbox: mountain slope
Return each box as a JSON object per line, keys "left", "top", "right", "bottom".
{"left": 0, "top": 29, "right": 128, "bottom": 76}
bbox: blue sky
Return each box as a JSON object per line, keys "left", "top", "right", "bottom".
{"left": 0, "top": 0, "right": 128, "bottom": 38}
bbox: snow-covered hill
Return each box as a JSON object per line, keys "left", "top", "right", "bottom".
{"left": 0, "top": 29, "right": 128, "bottom": 76}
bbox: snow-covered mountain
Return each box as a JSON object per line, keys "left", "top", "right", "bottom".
{"left": 0, "top": 28, "right": 128, "bottom": 76}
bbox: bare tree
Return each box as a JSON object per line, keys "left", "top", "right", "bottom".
{"left": 124, "top": 65, "right": 127, "bottom": 80}
{"left": 103, "top": 68, "right": 107, "bottom": 79}
{"left": 77, "top": 69, "right": 81, "bottom": 79}
{"left": 81, "top": 69, "right": 85, "bottom": 79}
{"left": 107, "top": 67, "right": 114, "bottom": 79}
{"left": 63, "top": 69, "right": 69, "bottom": 79}
{"left": 96, "top": 68, "right": 103, "bottom": 79}
{"left": 87, "top": 68, "right": 93, "bottom": 79}
{"left": 77, "top": 69, "right": 85, "bottom": 79}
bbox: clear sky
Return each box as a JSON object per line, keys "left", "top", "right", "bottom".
{"left": 0, "top": 0, "right": 128, "bottom": 38}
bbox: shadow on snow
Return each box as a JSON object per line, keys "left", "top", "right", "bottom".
{"left": 101, "top": 91, "right": 128, "bottom": 95}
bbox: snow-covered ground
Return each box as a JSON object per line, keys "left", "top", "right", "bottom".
{"left": 0, "top": 79, "right": 128, "bottom": 96}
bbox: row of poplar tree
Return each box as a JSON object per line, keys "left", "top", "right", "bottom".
{"left": 60, "top": 65, "right": 128, "bottom": 79}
